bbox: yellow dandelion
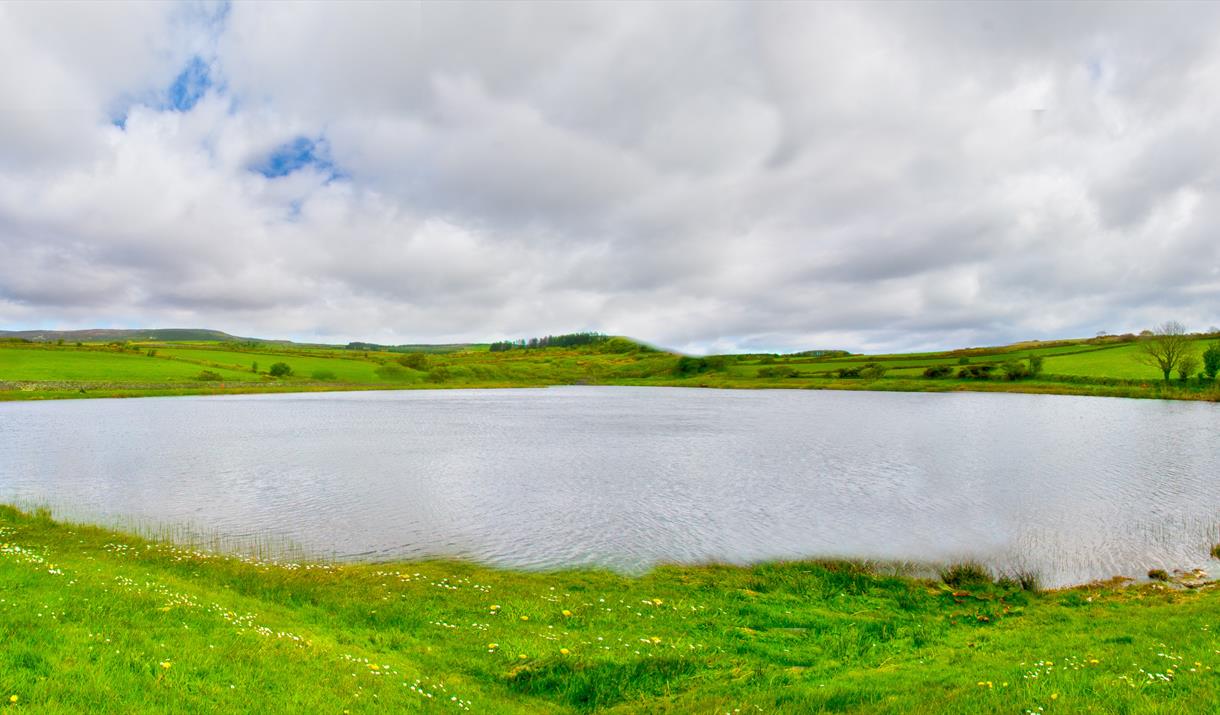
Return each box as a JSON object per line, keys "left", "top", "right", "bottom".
{"left": 367, "top": 664, "right": 380, "bottom": 670}
{"left": 520, "top": 615, "right": 529, "bottom": 621}
{"left": 9, "top": 695, "right": 18, "bottom": 704}
{"left": 652, "top": 598, "right": 663, "bottom": 605}
{"left": 518, "top": 654, "right": 528, "bottom": 660}
{"left": 488, "top": 643, "right": 499, "bottom": 649}
{"left": 561, "top": 609, "right": 572, "bottom": 617}
{"left": 649, "top": 636, "right": 662, "bottom": 643}
{"left": 160, "top": 661, "right": 172, "bottom": 670}
{"left": 489, "top": 605, "right": 500, "bottom": 610}
{"left": 560, "top": 648, "right": 570, "bottom": 655}
{"left": 1051, "top": 693, "right": 1059, "bottom": 700}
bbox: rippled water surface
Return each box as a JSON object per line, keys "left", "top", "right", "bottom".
{"left": 2, "top": 387, "right": 1219, "bottom": 586}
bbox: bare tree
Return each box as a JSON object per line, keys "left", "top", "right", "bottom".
{"left": 1136, "top": 321, "right": 1191, "bottom": 382}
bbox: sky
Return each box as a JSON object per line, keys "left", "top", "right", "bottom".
{"left": 2, "top": 1, "right": 1219, "bottom": 354}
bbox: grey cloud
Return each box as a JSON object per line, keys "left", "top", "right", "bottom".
{"left": 2, "top": 1, "right": 1220, "bottom": 353}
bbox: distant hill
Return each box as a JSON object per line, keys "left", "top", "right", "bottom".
{"left": 0, "top": 328, "right": 257, "bottom": 343}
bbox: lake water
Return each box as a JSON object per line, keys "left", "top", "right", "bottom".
{"left": 2, "top": 387, "right": 1218, "bottom": 587}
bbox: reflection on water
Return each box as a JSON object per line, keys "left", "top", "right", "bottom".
{"left": 1, "top": 386, "right": 1218, "bottom": 587}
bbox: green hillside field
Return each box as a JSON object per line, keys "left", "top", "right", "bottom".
{"left": 1, "top": 332, "right": 1218, "bottom": 402}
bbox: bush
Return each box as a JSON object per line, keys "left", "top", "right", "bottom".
{"left": 1147, "top": 569, "right": 1170, "bottom": 582}
{"left": 1028, "top": 354, "right": 1044, "bottom": 377}
{"left": 957, "top": 357, "right": 971, "bottom": 365}
{"left": 396, "top": 353, "right": 429, "bottom": 370}
{"left": 673, "top": 356, "right": 714, "bottom": 376}
{"left": 426, "top": 366, "right": 451, "bottom": 383}
{"left": 1204, "top": 343, "right": 1220, "bottom": 380}
{"left": 310, "top": 370, "right": 337, "bottom": 381}
{"left": 1177, "top": 355, "right": 1200, "bottom": 382}
{"left": 859, "top": 362, "right": 887, "bottom": 379}
{"left": 837, "top": 366, "right": 863, "bottom": 379}
{"left": 923, "top": 365, "right": 953, "bottom": 378}
{"left": 373, "top": 365, "right": 410, "bottom": 381}
{"left": 145, "top": 349, "right": 157, "bottom": 357}
{"left": 1001, "top": 360, "right": 1029, "bottom": 380}
{"left": 757, "top": 365, "right": 798, "bottom": 378}
{"left": 195, "top": 370, "right": 224, "bottom": 381}
{"left": 957, "top": 364, "right": 995, "bottom": 380}
{"left": 1210, "top": 543, "right": 1220, "bottom": 560}
{"left": 268, "top": 362, "right": 293, "bottom": 377}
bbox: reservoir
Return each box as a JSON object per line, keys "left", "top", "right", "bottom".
{"left": 2, "top": 386, "right": 1217, "bottom": 587}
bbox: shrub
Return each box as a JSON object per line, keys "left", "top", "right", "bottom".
{"left": 310, "top": 370, "right": 337, "bottom": 381}
{"left": 396, "top": 353, "right": 429, "bottom": 370}
{"left": 673, "top": 356, "right": 712, "bottom": 376}
{"left": 251, "top": 362, "right": 259, "bottom": 373}
{"left": 1147, "top": 569, "right": 1170, "bottom": 582}
{"left": 1001, "top": 360, "right": 1029, "bottom": 380}
{"left": 145, "top": 349, "right": 157, "bottom": 357}
{"left": 268, "top": 362, "right": 293, "bottom": 377}
{"left": 1028, "top": 354, "right": 1044, "bottom": 377}
{"left": 837, "top": 366, "right": 863, "bottom": 379}
{"left": 957, "top": 357, "right": 971, "bottom": 365}
{"left": 1204, "top": 343, "right": 1220, "bottom": 380}
{"left": 426, "top": 366, "right": 451, "bottom": 383}
{"left": 923, "top": 365, "right": 953, "bottom": 378}
{"left": 940, "top": 562, "right": 992, "bottom": 588}
{"left": 859, "top": 363, "right": 887, "bottom": 379}
{"left": 1177, "top": 355, "right": 1200, "bottom": 381}
{"left": 373, "top": 365, "right": 410, "bottom": 381}
{"left": 758, "top": 365, "right": 798, "bottom": 378}
{"left": 957, "top": 364, "right": 995, "bottom": 379}
{"left": 1210, "top": 544, "right": 1220, "bottom": 560}
{"left": 195, "top": 370, "right": 224, "bottom": 381}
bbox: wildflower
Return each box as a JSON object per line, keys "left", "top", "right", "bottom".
{"left": 561, "top": 609, "right": 572, "bottom": 617}
{"left": 487, "top": 643, "right": 498, "bottom": 650}
{"left": 1051, "top": 694, "right": 1058, "bottom": 700}
{"left": 9, "top": 695, "right": 18, "bottom": 704}
{"left": 160, "top": 661, "right": 172, "bottom": 670}
{"left": 650, "top": 636, "right": 662, "bottom": 643}
{"left": 489, "top": 605, "right": 500, "bottom": 611}
{"left": 519, "top": 615, "right": 529, "bottom": 621}
{"left": 518, "top": 654, "right": 528, "bottom": 660}
{"left": 367, "top": 664, "right": 380, "bottom": 671}
{"left": 652, "top": 598, "right": 663, "bottom": 605}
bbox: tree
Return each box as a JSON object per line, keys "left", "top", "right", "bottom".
{"left": 1135, "top": 321, "right": 1191, "bottom": 382}
{"left": 1203, "top": 342, "right": 1220, "bottom": 380}
{"left": 268, "top": 362, "right": 293, "bottom": 377}
{"left": 251, "top": 361, "right": 259, "bottom": 373}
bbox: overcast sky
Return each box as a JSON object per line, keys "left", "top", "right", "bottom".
{"left": 2, "top": 1, "right": 1219, "bottom": 353}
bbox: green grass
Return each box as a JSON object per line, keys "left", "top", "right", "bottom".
{"left": 2, "top": 505, "right": 1218, "bottom": 713}
{"left": 0, "top": 346, "right": 251, "bottom": 383}
{"left": 2, "top": 334, "right": 1219, "bottom": 403}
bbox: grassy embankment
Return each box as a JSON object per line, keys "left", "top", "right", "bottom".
{"left": 2, "top": 506, "right": 1219, "bottom": 713}
{"left": 1, "top": 333, "right": 1219, "bottom": 402}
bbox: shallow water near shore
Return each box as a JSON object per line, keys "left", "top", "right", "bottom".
{"left": 1, "top": 386, "right": 1218, "bottom": 587}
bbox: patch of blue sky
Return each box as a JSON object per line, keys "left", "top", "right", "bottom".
{"left": 251, "top": 137, "right": 347, "bottom": 181}
{"left": 167, "top": 56, "right": 212, "bottom": 111}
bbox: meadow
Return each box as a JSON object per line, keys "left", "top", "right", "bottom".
{"left": 2, "top": 332, "right": 1218, "bottom": 402}
{"left": 2, "top": 505, "right": 1218, "bottom": 713}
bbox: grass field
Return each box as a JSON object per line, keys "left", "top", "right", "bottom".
{"left": 1, "top": 332, "right": 1219, "bottom": 402}
{"left": 2, "top": 505, "right": 1218, "bottom": 713}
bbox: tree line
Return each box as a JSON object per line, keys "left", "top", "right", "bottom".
{"left": 488, "top": 332, "right": 609, "bottom": 352}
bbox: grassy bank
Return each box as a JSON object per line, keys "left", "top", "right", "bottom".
{"left": 1, "top": 506, "right": 1218, "bottom": 713}
{"left": 2, "top": 334, "right": 1220, "bottom": 403}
